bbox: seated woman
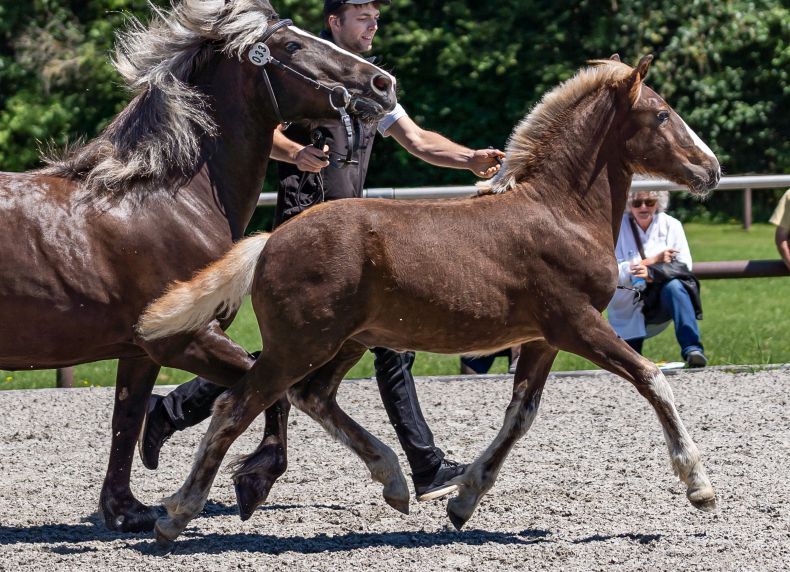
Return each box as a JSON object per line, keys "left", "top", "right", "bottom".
{"left": 607, "top": 190, "right": 707, "bottom": 367}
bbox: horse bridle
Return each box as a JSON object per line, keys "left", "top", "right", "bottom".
{"left": 248, "top": 18, "right": 357, "bottom": 166}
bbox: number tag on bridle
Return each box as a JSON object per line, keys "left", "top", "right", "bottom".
{"left": 248, "top": 42, "right": 271, "bottom": 67}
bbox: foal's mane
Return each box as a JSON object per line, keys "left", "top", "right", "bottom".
{"left": 485, "top": 60, "right": 633, "bottom": 194}
{"left": 40, "top": 0, "right": 275, "bottom": 196}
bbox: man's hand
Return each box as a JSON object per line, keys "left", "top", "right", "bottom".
{"left": 468, "top": 148, "right": 506, "bottom": 178}
{"left": 293, "top": 145, "right": 330, "bottom": 173}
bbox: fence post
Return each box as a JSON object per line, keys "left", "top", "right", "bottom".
{"left": 743, "top": 188, "right": 752, "bottom": 230}
{"left": 56, "top": 367, "right": 74, "bottom": 388}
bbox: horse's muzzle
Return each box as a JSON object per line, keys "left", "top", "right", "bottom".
{"left": 348, "top": 96, "right": 386, "bottom": 123}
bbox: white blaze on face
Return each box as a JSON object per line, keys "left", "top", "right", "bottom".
{"left": 290, "top": 26, "right": 397, "bottom": 87}
{"left": 680, "top": 117, "right": 716, "bottom": 160}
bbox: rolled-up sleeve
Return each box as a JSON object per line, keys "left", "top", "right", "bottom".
{"left": 667, "top": 218, "right": 692, "bottom": 270}
{"left": 377, "top": 103, "right": 407, "bottom": 137}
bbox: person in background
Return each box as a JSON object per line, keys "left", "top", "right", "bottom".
{"left": 460, "top": 347, "right": 520, "bottom": 375}
{"left": 769, "top": 189, "right": 790, "bottom": 271}
{"left": 139, "top": 0, "right": 505, "bottom": 502}
{"left": 607, "top": 190, "right": 707, "bottom": 368}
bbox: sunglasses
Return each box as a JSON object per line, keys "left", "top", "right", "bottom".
{"left": 632, "top": 199, "right": 657, "bottom": 208}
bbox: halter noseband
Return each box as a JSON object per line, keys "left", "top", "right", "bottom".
{"left": 248, "top": 18, "right": 357, "bottom": 166}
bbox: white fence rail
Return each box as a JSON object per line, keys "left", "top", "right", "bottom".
{"left": 257, "top": 174, "right": 790, "bottom": 206}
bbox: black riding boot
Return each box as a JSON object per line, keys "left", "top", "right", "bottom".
{"left": 371, "top": 347, "right": 445, "bottom": 476}
{"left": 158, "top": 376, "right": 227, "bottom": 430}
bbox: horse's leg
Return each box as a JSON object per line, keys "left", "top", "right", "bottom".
{"left": 282, "top": 342, "right": 411, "bottom": 514}
{"left": 447, "top": 340, "right": 557, "bottom": 530}
{"left": 141, "top": 321, "right": 253, "bottom": 386}
{"left": 147, "top": 324, "right": 294, "bottom": 521}
{"left": 556, "top": 308, "right": 716, "bottom": 512}
{"left": 99, "top": 356, "right": 161, "bottom": 532}
{"left": 231, "top": 397, "right": 291, "bottom": 521}
{"left": 154, "top": 347, "right": 336, "bottom": 545}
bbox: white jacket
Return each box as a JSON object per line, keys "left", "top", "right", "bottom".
{"left": 607, "top": 212, "right": 692, "bottom": 340}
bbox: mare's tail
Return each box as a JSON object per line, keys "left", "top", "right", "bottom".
{"left": 136, "top": 233, "right": 270, "bottom": 340}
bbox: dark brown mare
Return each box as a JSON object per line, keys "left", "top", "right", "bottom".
{"left": 138, "top": 55, "right": 721, "bottom": 544}
{"left": 0, "top": 0, "right": 394, "bottom": 532}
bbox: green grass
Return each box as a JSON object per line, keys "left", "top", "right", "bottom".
{"left": 2, "top": 223, "right": 787, "bottom": 390}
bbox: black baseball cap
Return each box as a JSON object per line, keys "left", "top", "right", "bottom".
{"left": 324, "top": 0, "right": 391, "bottom": 16}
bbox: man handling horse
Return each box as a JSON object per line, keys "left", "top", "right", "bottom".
{"left": 140, "top": 0, "right": 504, "bottom": 503}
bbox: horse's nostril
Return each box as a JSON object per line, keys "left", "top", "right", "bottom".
{"left": 371, "top": 74, "right": 391, "bottom": 94}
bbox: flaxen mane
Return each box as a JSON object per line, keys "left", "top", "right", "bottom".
{"left": 40, "top": 0, "right": 276, "bottom": 196}
{"left": 483, "top": 60, "right": 633, "bottom": 194}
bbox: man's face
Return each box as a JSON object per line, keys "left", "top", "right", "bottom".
{"left": 329, "top": 4, "right": 381, "bottom": 54}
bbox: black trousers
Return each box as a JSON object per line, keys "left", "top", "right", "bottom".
{"left": 158, "top": 347, "right": 444, "bottom": 476}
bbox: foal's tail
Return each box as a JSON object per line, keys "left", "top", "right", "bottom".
{"left": 136, "top": 233, "right": 270, "bottom": 341}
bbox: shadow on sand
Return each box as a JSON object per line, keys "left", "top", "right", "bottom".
{"left": 0, "top": 502, "right": 668, "bottom": 556}
{"left": 0, "top": 501, "right": 555, "bottom": 555}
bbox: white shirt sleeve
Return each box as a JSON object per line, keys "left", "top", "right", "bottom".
{"left": 665, "top": 215, "right": 693, "bottom": 270}
{"left": 377, "top": 103, "right": 407, "bottom": 137}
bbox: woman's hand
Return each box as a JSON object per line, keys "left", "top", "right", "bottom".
{"left": 645, "top": 248, "right": 679, "bottom": 266}
{"left": 631, "top": 263, "right": 651, "bottom": 282}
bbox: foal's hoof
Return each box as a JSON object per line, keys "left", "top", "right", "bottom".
{"left": 234, "top": 473, "right": 275, "bottom": 521}
{"left": 154, "top": 517, "right": 182, "bottom": 547}
{"left": 688, "top": 487, "right": 717, "bottom": 512}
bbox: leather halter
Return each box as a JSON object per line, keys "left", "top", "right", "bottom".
{"left": 248, "top": 18, "right": 357, "bottom": 166}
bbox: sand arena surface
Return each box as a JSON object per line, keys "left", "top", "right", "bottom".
{"left": 0, "top": 367, "right": 788, "bottom": 570}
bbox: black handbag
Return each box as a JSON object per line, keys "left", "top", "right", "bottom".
{"left": 627, "top": 216, "right": 703, "bottom": 324}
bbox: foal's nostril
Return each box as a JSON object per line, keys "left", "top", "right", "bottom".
{"left": 371, "top": 74, "right": 392, "bottom": 94}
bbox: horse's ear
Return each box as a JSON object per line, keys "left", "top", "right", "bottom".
{"left": 627, "top": 54, "right": 653, "bottom": 106}
{"left": 610, "top": 53, "right": 621, "bottom": 62}
{"left": 636, "top": 54, "right": 653, "bottom": 78}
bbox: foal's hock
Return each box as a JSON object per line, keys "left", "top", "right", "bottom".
{"left": 138, "top": 55, "right": 720, "bottom": 544}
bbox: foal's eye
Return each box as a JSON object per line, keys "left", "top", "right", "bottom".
{"left": 657, "top": 110, "right": 671, "bottom": 124}
{"left": 285, "top": 41, "right": 301, "bottom": 54}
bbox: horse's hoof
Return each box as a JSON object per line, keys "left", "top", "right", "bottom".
{"left": 689, "top": 493, "right": 717, "bottom": 512}
{"left": 688, "top": 487, "right": 717, "bottom": 512}
{"left": 117, "top": 506, "right": 162, "bottom": 533}
{"left": 446, "top": 503, "right": 467, "bottom": 531}
{"left": 385, "top": 496, "right": 410, "bottom": 515}
{"left": 691, "top": 498, "right": 718, "bottom": 512}
{"left": 101, "top": 498, "right": 162, "bottom": 533}
{"left": 381, "top": 473, "right": 410, "bottom": 515}
{"left": 154, "top": 517, "right": 181, "bottom": 546}
{"left": 446, "top": 495, "right": 474, "bottom": 531}
{"left": 234, "top": 474, "right": 274, "bottom": 521}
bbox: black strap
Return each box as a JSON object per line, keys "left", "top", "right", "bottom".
{"left": 628, "top": 215, "right": 647, "bottom": 260}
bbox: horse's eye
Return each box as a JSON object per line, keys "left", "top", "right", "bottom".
{"left": 657, "top": 110, "right": 670, "bottom": 123}
{"left": 285, "top": 41, "right": 301, "bottom": 54}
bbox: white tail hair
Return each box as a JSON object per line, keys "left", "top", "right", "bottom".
{"left": 136, "top": 233, "right": 270, "bottom": 340}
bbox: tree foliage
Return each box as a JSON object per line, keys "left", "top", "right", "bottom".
{"left": 0, "top": 0, "right": 787, "bottom": 218}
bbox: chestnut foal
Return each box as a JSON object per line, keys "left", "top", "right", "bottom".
{"left": 139, "top": 55, "right": 720, "bottom": 543}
